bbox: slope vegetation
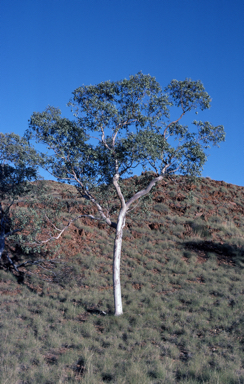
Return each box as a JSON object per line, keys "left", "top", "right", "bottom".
{"left": 1, "top": 175, "right": 244, "bottom": 383}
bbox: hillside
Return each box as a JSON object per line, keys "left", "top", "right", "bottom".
{"left": 0, "top": 174, "right": 244, "bottom": 383}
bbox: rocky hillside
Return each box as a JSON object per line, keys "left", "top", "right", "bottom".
{"left": 1, "top": 174, "right": 244, "bottom": 383}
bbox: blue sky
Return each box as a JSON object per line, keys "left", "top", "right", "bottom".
{"left": 1, "top": 0, "right": 244, "bottom": 186}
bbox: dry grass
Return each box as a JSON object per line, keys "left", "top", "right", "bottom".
{"left": 0, "top": 175, "right": 244, "bottom": 383}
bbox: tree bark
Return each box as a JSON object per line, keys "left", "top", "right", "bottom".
{"left": 113, "top": 207, "right": 126, "bottom": 316}
{"left": 112, "top": 172, "right": 167, "bottom": 316}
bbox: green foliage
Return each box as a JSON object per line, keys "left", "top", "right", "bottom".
{"left": 0, "top": 133, "right": 79, "bottom": 269}
{"left": 0, "top": 163, "right": 37, "bottom": 199}
{"left": 0, "top": 133, "right": 46, "bottom": 266}
{"left": 25, "top": 72, "right": 225, "bottom": 191}
{"left": 0, "top": 132, "right": 43, "bottom": 201}
{"left": 0, "top": 132, "right": 43, "bottom": 170}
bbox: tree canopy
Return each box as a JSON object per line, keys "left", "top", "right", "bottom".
{"left": 0, "top": 133, "right": 43, "bottom": 197}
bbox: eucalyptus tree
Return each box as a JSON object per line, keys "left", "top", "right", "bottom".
{"left": 0, "top": 133, "right": 41, "bottom": 265}
{"left": 0, "top": 133, "right": 74, "bottom": 273}
{"left": 25, "top": 72, "right": 225, "bottom": 315}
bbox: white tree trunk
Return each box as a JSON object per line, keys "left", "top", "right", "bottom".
{"left": 111, "top": 173, "right": 166, "bottom": 316}
{"left": 113, "top": 208, "right": 126, "bottom": 316}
